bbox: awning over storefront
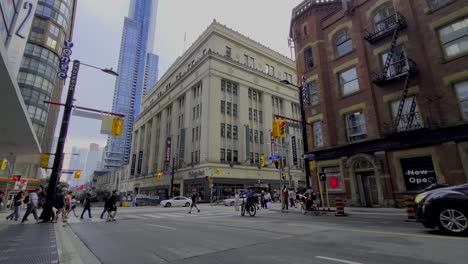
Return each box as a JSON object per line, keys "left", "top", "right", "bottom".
{"left": 0, "top": 46, "right": 41, "bottom": 157}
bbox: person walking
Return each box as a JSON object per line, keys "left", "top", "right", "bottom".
{"left": 21, "top": 189, "right": 39, "bottom": 223}
{"left": 107, "top": 190, "right": 118, "bottom": 222}
{"left": 281, "top": 185, "right": 289, "bottom": 212}
{"left": 53, "top": 188, "right": 67, "bottom": 223}
{"left": 80, "top": 193, "right": 92, "bottom": 219}
{"left": 6, "top": 191, "right": 24, "bottom": 221}
{"left": 100, "top": 193, "right": 110, "bottom": 219}
{"left": 234, "top": 192, "right": 240, "bottom": 212}
{"left": 289, "top": 189, "right": 296, "bottom": 208}
{"left": 188, "top": 192, "right": 200, "bottom": 214}
{"left": 67, "top": 195, "right": 78, "bottom": 218}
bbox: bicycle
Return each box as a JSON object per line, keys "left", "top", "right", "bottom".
{"left": 241, "top": 198, "right": 257, "bottom": 217}
{"left": 298, "top": 195, "right": 319, "bottom": 216}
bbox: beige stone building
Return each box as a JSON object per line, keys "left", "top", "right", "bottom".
{"left": 120, "top": 20, "right": 304, "bottom": 201}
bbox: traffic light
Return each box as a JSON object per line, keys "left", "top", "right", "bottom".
{"left": 1, "top": 159, "right": 7, "bottom": 171}
{"left": 112, "top": 118, "right": 124, "bottom": 136}
{"left": 39, "top": 153, "right": 50, "bottom": 168}
{"left": 157, "top": 171, "right": 163, "bottom": 180}
{"left": 74, "top": 171, "right": 81, "bottom": 179}
{"left": 272, "top": 121, "right": 279, "bottom": 138}
{"left": 278, "top": 119, "right": 286, "bottom": 138}
{"left": 216, "top": 168, "right": 221, "bottom": 176}
{"left": 260, "top": 155, "right": 265, "bottom": 168}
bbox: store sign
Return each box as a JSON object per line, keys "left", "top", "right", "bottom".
{"left": 189, "top": 170, "right": 204, "bottom": 178}
{"left": 164, "top": 137, "right": 171, "bottom": 171}
{"left": 401, "top": 156, "right": 437, "bottom": 191}
{"left": 57, "top": 40, "right": 74, "bottom": 79}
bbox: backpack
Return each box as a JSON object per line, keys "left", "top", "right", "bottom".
{"left": 23, "top": 195, "right": 29, "bottom": 204}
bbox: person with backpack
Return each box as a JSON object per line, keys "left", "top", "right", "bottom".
{"left": 80, "top": 193, "right": 92, "bottom": 219}
{"left": 53, "top": 188, "right": 67, "bottom": 223}
{"left": 100, "top": 193, "right": 110, "bottom": 219}
{"left": 188, "top": 192, "right": 200, "bottom": 214}
{"left": 5, "top": 191, "right": 24, "bottom": 221}
{"left": 106, "top": 190, "right": 118, "bottom": 222}
{"left": 21, "top": 189, "right": 39, "bottom": 223}
{"left": 67, "top": 195, "right": 78, "bottom": 218}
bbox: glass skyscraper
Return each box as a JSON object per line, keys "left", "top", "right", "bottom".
{"left": 17, "top": 0, "right": 77, "bottom": 154}
{"left": 103, "top": 0, "right": 159, "bottom": 170}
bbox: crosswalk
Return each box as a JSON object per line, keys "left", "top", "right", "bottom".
{"left": 66, "top": 209, "right": 277, "bottom": 224}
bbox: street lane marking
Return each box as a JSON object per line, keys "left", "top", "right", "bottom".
{"left": 147, "top": 224, "right": 176, "bottom": 230}
{"left": 338, "top": 228, "right": 468, "bottom": 240}
{"left": 316, "top": 256, "right": 363, "bottom": 264}
{"left": 159, "top": 213, "right": 184, "bottom": 218}
{"left": 141, "top": 214, "right": 164, "bottom": 219}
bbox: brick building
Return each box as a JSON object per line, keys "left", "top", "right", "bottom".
{"left": 290, "top": 0, "right": 468, "bottom": 207}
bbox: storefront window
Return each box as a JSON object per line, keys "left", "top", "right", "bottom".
{"left": 400, "top": 156, "right": 437, "bottom": 191}
{"left": 322, "top": 166, "right": 343, "bottom": 192}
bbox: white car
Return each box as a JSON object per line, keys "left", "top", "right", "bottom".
{"left": 224, "top": 196, "right": 247, "bottom": 206}
{"left": 160, "top": 196, "right": 192, "bottom": 207}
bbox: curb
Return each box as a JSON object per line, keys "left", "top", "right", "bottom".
{"left": 55, "top": 223, "right": 101, "bottom": 264}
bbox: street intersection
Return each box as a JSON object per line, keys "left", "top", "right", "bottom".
{"left": 58, "top": 205, "right": 468, "bottom": 264}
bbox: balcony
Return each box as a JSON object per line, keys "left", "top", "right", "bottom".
{"left": 364, "top": 13, "right": 407, "bottom": 44}
{"left": 372, "top": 59, "right": 417, "bottom": 85}
{"left": 384, "top": 112, "right": 425, "bottom": 136}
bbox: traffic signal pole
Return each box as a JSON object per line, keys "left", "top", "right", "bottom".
{"left": 40, "top": 60, "right": 80, "bottom": 222}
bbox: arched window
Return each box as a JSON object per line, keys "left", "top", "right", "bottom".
{"left": 373, "top": 4, "right": 395, "bottom": 32}
{"left": 334, "top": 29, "right": 353, "bottom": 57}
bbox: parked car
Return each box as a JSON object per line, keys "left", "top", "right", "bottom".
{"left": 415, "top": 183, "right": 468, "bottom": 235}
{"left": 160, "top": 196, "right": 192, "bottom": 207}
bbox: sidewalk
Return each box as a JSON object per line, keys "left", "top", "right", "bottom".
{"left": 0, "top": 210, "right": 60, "bottom": 264}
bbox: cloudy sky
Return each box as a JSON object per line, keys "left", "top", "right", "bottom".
{"left": 60, "top": 0, "right": 303, "bottom": 165}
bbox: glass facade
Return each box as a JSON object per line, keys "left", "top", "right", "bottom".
{"left": 17, "top": 0, "right": 76, "bottom": 147}
{"left": 105, "top": 0, "right": 158, "bottom": 169}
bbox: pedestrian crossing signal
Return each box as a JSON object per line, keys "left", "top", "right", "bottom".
{"left": 74, "top": 171, "right": 81, "bottom": 179}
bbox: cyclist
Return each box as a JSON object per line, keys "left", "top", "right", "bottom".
{"left": 303, "top": 187, "right": 316, "bottom": 213}
{"left": 242, "top": 188, "right": 255, "bottom": 216}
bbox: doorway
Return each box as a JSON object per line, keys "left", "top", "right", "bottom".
{"left": 356, "top": 171, "right": 379, "bottom": 207}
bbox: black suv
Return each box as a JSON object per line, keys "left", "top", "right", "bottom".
{"left": 415, "top": 184, "right": 468, "bottom": 235}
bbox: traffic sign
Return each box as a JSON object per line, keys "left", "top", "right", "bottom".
{"left": 303, "top": 153, "right": 316, "bottom": 160}
{"left": 39, "top": 153, "right": 50, "bottom": 168}
{"left": 319, "top": 172, "right": 327, "bottom": 182}
{"left": 268, "top": 155, "right": 281, "bottom": 161}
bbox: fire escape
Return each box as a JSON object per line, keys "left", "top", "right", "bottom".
{"left": 365, "top": 11, "right": 420, "bottom": 135}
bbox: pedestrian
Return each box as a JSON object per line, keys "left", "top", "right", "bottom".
{"left": 234, "top": 192, "right": 240, "bottom": 212}
{"left": 21, "top": 189, "right": 40, "bottom": 223}
{"left": 107, "top": 190, "right": 118, "bottom": 222}
{"left": 65, "top": 191, "right": 72, "bottom": 215}
{"left": 188, "top": 192, "right": 200, "bottom": 214}
{"left": 289, "top": 189, "right": 296, "bottom": 208}
{"left": 67, "top": 195, "right": 78, "bottom": 217}
{"left": 6, "top": 191, "right": 24, "bottom": 221}
{"left": 80, "top": 193, "right": 92, "bottom": 219}
{"left": 100, "top": 193, "right": 110, "bottom": 219}
{"left": 53, "top": 188, "right": 67, "bottom": 223}
{"left": 281, "top": 185, "right": 289, "bottom": 212}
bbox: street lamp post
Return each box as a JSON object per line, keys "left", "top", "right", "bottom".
{"left": 40, "top": 60, "right": 118, "bottom": 222}
{"left": 280, "top": 80, "right": 311, "bottom": 189}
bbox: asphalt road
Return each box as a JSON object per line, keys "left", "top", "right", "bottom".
{"left": 67, "top": 205, "right": 468, "bottom": 264}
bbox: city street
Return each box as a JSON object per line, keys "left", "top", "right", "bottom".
{"left": 58, "top": 205, "right": 467, "bottom": 264}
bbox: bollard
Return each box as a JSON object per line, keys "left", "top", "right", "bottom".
{"left": 335, "top": 197, "right": 347, "bottom": 216}
{"left": 404, "top": 195, "right": 416, "bottom": 221}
